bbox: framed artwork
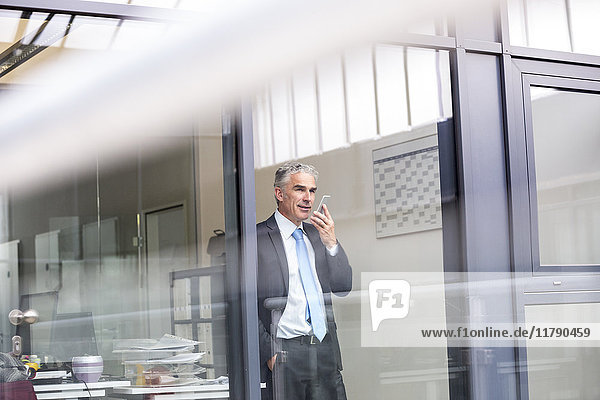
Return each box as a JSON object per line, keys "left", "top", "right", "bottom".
{"left": 373, "top": 135, "right": 442, "bottom": 238}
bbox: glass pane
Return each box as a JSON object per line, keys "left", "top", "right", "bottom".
{"left": 531, "top": 87, "right": 600, "bottom": 265}
{"left": 317, "top": 55, "right": 348, "bottom": 152}
{"left": 254, "top": 90, "right": 275, "bottom": 167}
{"left": 407, "top": 47, "right": 442, "bottom": 127}
{"left": 253, "top": 47, "right": 453, "bottom": 400}
{"left": 292, "top": 68, "right": 320, "bottom": 158}
{"left": 525, "top": 303, "right": 600, "bottom": 399}
{"left": 375, "top": 44, "right": 409, "bottom": 136}
{"left": 0, "top": 10, "right": 24, "bottom": 53}
{"left": 6, "top": 167, "right": 98, "bottom": 357}
{"left": 63, "top": 17, "right": 119, "bottom": 50}
{"left": 508, "top": 0, "right": 600, "bottom": 56}
{"left": 130, "top": 0, "right": 178, "bottom": 7}
{"left": 110, "top": 20, "right": 166, "bottom": 52}
{"left": 526, "top": 0, "right": 571, "bottom": 52}
{"left": 176, "top": 1, "right": 213, "bottom": 12}
{"left": 270, "top": 79, "right": 295, "bottom": 163}
{"left": 507, "top": 0, "right": 528, "bottom": 46}
{"left": 570, "top": 0, "right": 600, "bottom": 55}
{"left": 80, "top": 0, "right": 129, "bottom": 3}
{"left": 404, "top": 16, "right": 448, "bottom": 36}
{"left": 2, "top": 120, "right": 229, "bottom": 385}
{"left": 344, "top": 47, "right": 377, "bottom": 142}
{"left": 0, "top": 10, "right": 235, "bottom": 395}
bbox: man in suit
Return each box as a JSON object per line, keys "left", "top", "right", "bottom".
{"left": 257, "top": 161, "right": 352, "bottom": 400}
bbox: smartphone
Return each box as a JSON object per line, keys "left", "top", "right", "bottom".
{"left": 316, "top": 195, "right": 331, "bottom": 214}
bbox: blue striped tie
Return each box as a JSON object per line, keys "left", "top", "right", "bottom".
{"left": 292, "top": 228, "right": 326, "bottom": 341}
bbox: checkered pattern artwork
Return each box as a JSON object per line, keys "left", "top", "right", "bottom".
{"left": 373, "top": 141, "right": 442, "bottom": 238}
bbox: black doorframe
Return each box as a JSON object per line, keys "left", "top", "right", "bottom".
{"left": 222, "top": 104, "right": 261, "bottom": 400}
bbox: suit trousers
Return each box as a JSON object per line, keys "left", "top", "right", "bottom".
{"left": 275, "top": 334, "right": 338, "bottom": 400}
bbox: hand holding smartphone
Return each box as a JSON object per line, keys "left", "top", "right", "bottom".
{"left": 316, "top": 195, "right": 331, "bottom": 215}
{"left": 312, "top": 194, "right": 337, "bottom": 248}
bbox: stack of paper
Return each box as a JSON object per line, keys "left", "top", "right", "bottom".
{"left": 114, "top": 334, "right": 200, "bottom": 353}
{"left": 113, "top": 334, "right": 206, "bottom": 386}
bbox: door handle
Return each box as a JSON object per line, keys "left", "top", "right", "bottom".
{"left": 8, "top": 309, "right": 39, "bottom": 357}
{"left": 8, "top": 309, "right": 39, "bottom": 326}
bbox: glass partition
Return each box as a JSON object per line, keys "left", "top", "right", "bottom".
{"left": 0, "top": 9, "right": 235, "bottom": 398}
{"left": 1, "top": 115, "right": 230, "bottom": 383}
{"left": 253, "top": 45, "right": 454, "bottom": 400}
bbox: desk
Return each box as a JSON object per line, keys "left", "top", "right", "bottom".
{"left": 33, "top": 380, "right": 131, "bottom": 399}
{"left": 111, "top": 383, "right": 229, "bottom": 399}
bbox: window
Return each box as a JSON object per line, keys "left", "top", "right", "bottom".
{"left": 253, "top": 46, "right": 452, "bottom": 168}
{"left": 508, "top": 0, "right": 600, "bottom": 56}
{"left": 530, "top": 86, "right": 600, "bottom": 265}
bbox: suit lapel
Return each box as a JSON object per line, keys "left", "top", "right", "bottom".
{"left": 266, "top": 214, "right": 289, "bottom": 292}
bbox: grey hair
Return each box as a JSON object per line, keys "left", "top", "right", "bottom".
{"left": 273, "top": 161, "right": 319, "bottom": 205}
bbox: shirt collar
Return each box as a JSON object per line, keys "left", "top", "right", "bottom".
{"left": 275, "top": 210, "right": 306, "bottom": 239}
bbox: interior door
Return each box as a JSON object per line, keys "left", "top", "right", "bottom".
{"left": 0, "top": 240, "right": 19, "bottom": 353}
{"left": 144, "top": 204, "right": 188, "bottom": 339}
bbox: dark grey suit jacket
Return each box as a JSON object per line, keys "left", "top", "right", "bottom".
{"left": 256, "top": 213, "right": 353, "bottom": 370}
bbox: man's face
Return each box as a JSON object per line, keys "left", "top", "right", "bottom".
{"left": 276, "top": 172, "right": 317, "bottom": 226}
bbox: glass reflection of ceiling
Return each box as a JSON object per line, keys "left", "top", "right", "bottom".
{"left": 0, "top": 11, "right": 46, "bottom": 53}
{"left": 80, "top": 0, "right": 211, "bottom": 12}
{"left": 0, "top": 10, "right": 166, "bottom": 84}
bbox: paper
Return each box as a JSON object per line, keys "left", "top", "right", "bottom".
{"left": 123, "top": 352, "right": 205, "bottom": 365}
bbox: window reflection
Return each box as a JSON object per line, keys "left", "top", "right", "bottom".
{"left": 63, "top": 17, "right": 119, "bottom": 50}
{"left": 110, "top": 20, "right": 166, "bottom": 52}
{"left": 406, "top": 47, "right": 444, "bottom": 127}
{"left": 508, "top": 0, "right": 600, "bottom": 56}
{"left": 0, "top": 11, "right": 22, "bottom": 49}
{"left": 269, "top": 79, "right": 295, "bottom": 163}
{"left": 317, "top": 54, "right": 348, "bottom": 152}
{"left": 526, "top": 0, "right": 572, "bottom": 52}
{"left": 345, "top": 47, "right": 377, "bottom": 142}
{"left": 253, "top": 46, "right": 452, "bottom": 169}
{"left": 0, "top": 13, "right": 166, "bottom": 85}
{"left": 531, "top": 87, "right": 600, "bottom": 265}
{"left": 291, "top": 68, "right": 320, "bottom": 158}
{"left": 569, "top": 0, "right": 600, "bottom": 55}
{"left": 0, "top": 13, "right": 74, "bottom": 79}
{"left": 375, "top": 44, "right": 409, "bottom": 136}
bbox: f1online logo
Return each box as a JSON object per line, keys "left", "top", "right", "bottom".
{"left": 368, "top": 280, "right": 411, "bottom": 331}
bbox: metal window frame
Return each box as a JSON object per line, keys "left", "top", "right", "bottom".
{"left": 506, "top": 61, "right": 600, "bottom": 279}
